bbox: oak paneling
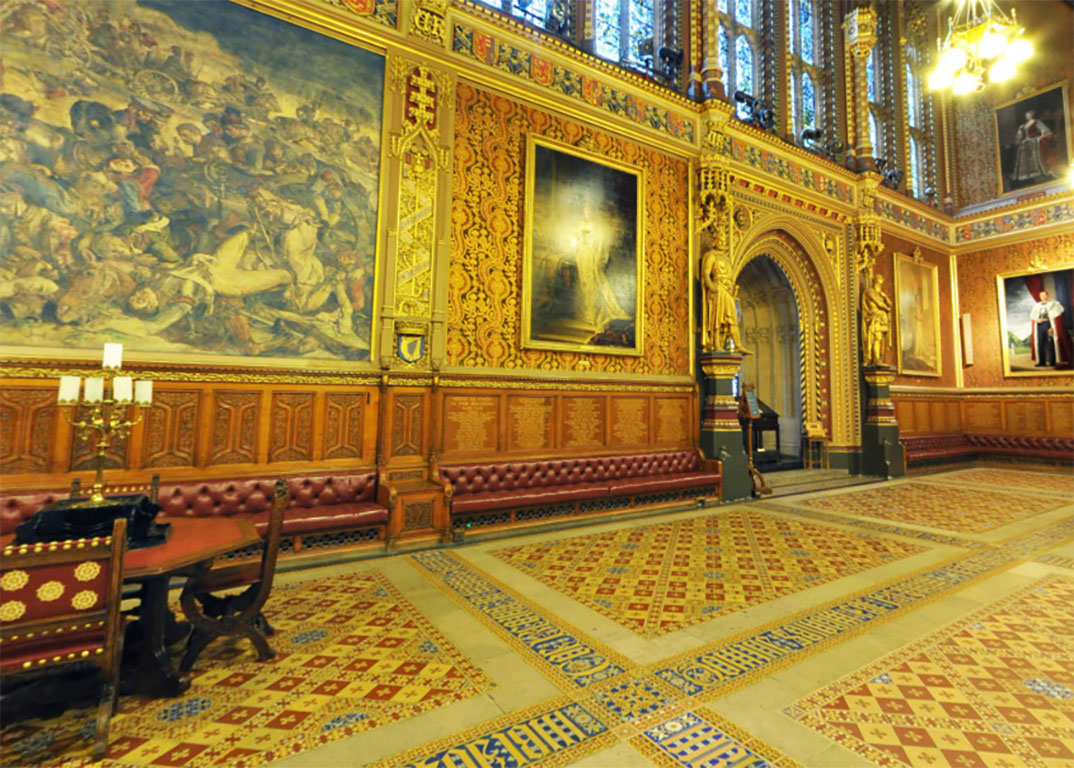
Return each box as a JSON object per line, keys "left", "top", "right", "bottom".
{"left": 0, "top": 388, "right": 56, "bottom": 474}
{"left": 893, "top": 392, "right": 1069, "bottom": 437}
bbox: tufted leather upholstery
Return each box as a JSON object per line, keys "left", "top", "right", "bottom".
{"left": 440, "top": 451, "right": 720, "bottom": 516}
{"left": 902, "top": 433, "right": 1074, "bottom": 465}
{"left": 1, "top": 491, "right": 70, "bottom": 535}
{"left": 157, "top": 472, "right": 388, "bottom": 535}
{"left": 1, "top": 472, "right": 389, "bottom": 539}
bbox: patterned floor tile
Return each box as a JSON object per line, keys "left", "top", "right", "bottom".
{"left": 929, "top": 469, "right": 1074, "bottom": 497}
{"left": 786, "top": 575, "right": 1074, "bottom": 768}
{"left": 630, "top": 709, "right": 805, "bottom": 768}
{"left": 0, "top": 570, "right": 492, "bottom": 768}
{"left": 492, "top": 509, "right": 925, "bottom": 639}
{"left": 797, "top": 483, "right": 1066, "bottom": 534}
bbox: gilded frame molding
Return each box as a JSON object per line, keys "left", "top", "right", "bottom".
{"left": 995, "top": 261, "right": 1074, "bottom": 378}
{"left": 521, "top": 134, "right": 645, "bottom": 357}
{"left": 893, "top": 252, "right": 942, "bottom": 378}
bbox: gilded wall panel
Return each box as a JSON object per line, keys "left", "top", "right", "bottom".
{"left": 447, "top": 84, "right": 690, "bottom": 377}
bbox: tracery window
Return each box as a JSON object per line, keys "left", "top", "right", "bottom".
{"left": 866, "top": 4, "right": 896, "bottom": 165}
{"left": 903, "top": 40, "right": 937, "bottom": 201}
{"left": 717, "top": 0, "right": 760, "bottom": 116}
{"left": 474, "top": 0, "right": 551, "bottom": 28}
{"left": 788, "top": 0, "right": 826, "bottom": 138}
{"left": 595, "top": 0, "right": 655, "bottom": 71}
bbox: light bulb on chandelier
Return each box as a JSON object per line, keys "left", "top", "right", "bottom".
{"left": 929, "top": 0, "right": 1032, "bottom": 94}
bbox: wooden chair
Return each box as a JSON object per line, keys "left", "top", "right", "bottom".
{"left": 0, "top": 519, "right": 128, "bottom": 760}
{"left": 802, "top": 422, "right": 830, "bottom": 470}
{"left": 178, "top": 478, "right": 286, "bottom": 673}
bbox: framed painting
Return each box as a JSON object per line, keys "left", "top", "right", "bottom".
{"left": 994, "top": 81, "right": 1072, "bottom": 197}
{"left": 0, "top": 0, "right": 385, "bottom": 369}
{"left": 894, "top": 251, "right": 942, "bottom": 377}
{"left": 997, "top": 264, "right": 1074, "bottom": 376}
{"left": 522, "top": 136, "right": 643, "bottom": 355}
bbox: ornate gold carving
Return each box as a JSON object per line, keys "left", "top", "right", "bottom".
{"left": 390, "top": 64, "right": 452, "bottom": 322}
{"left": 409, "top": 0, "right": 449, "bottom": 44}
{"left": 733, "top": 206, "right": 752, "bottom": 230}
{"left": 699, "top": 356, "right": 744, "bottom": 378}
{"left": 438, "top": 377, "right": 691, "bottom": 392}
{"left": 701, "top": 249, "right": 751, "bottom": 355}
{"left": 0, "top": 365, "right": 379, "bottom": 386}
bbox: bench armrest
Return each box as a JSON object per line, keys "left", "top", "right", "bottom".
{"left": 696, "top": 448, "right": 722, "bottom": 476}
{"left": 376, "top": 471, "right": 398, "bottom": 511}
{"left": 430, "top": 462, "right": 453, "bottom": 503}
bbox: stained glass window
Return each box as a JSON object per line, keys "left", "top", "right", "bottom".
{"left": 799, "top": 0, "right": 814, "bottom": 65}
{"left": 735, "top": 35, "right": 754, "bottom": 95}
{"left": 735, "top": 0, "right": 752, "bottom": 28}
{"left": 511, "top": 0, "right": 548, "bottom": 24}
{"left": 801, "top": 71, "right": 815, "bottom": 129}
{"left": 595, "top": 0, "right": 621, "bottom": 61}
{"left": 906, "top": 60, "right": 918, "bottom": 128}
{"left": 910, "top": 136, "right": 923, "bottom": 198}
{"left": 628, "top": 0, "right": 654, "bottom": 64}
{"left": 719, "top": 0, "right": 730, "bottom": 13}
{"left": 867, "top": 50, "right": 877, "bottom": 102}
{"left": 869, "top": 110, "right": 880, "bottom": 154}
{"left": 719, "top": 25, "right": 731, "bottom": 90}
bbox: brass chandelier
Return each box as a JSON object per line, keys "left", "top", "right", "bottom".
{"left": 928, "top": 0, "right": 1033, "bottom": 95}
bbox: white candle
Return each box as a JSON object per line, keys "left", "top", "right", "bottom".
{"left": 83, "top": 377, "right": 104, "bottom": 403}
{"left": 102, "top": 343, "right": 123, "bottom": 370}
{"left": 112, "top": 376, "right": 133, "bottom": 404}
{"left": 134, "top": 380, "right": 153, "bottom": 406}
{"left": 58, "top": 376, "right": 81, "bottom": 404}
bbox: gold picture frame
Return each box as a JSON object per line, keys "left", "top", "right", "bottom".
{"left": 993, "top": 80, "right": 1072, "bottom": 198}
{"left": 996, "top": 262, "right": 1074, "bottom": 377}
{"left": 522, "top": 135, "right": 644, "bottom": 356}
{"left": 893, "top": 251, "right": 942, "bottom": 377}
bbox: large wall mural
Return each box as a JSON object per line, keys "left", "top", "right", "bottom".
{"left": 448, "top": 83, "right": 690, "bottom": 378}
{"left": 0, "top": 0, "right": 383, "bottom": 364}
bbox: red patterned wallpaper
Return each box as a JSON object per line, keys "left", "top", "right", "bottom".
{"left": 447, "top": 83, "right": 691, "bottom": 377}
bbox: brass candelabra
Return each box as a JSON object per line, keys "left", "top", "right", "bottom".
{"left": 57, "top": 344, "right": 154, "bottom": 504}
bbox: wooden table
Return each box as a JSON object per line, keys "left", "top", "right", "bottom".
{"left": 123, "top": 517, "right": 260, "bottom": 697}
{"left": 2, "top": 516, "right": 260, "bottom": 699}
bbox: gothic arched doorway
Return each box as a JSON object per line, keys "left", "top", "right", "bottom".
{"left": 736, "top": 255, "right": 803, "bottom": 467}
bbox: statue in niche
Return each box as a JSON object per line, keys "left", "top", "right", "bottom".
{"left": 861, "top": 272, "right": 893, "bottom": 366}
{"left": 701, "top": 248, "right": 751, "bottom": 355}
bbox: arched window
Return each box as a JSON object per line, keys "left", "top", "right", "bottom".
{"left": 905, "top": 60, "right": 918, "bottom": 128}
{"left": 718, "top": 0, "right": 759, "bottom": 108}
{"left": 903, "top": 38, "right": 937, "bottom": 201}
{"left": 910, "top": 136, "right": 924, "bottom": 198}
{"left": 788, "top": 0, "right": 830, "bottom": 140}
{"left": 866, "top": 50, "right": 877, "bottom": 103}
{"left": 869, "top": 110, "right": 881, "bottom": 157}
{"left": 595, "top": 0, "right": 659, "bottom": 71}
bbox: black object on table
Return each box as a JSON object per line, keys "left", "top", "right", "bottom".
{"left": 13, "top": 494, "right": 170, "bottom": 549}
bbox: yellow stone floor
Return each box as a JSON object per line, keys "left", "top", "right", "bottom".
{"left": 3, "top": 464, "right": 1072, "bottom": 768}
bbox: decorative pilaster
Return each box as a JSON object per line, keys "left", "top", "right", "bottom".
{"left": 861, "top": 366, "right": 904, "bottom": 478}
{"left": 843, "top": 6, "right": 877, "bottom": 172}
{"left": 700, "top": 352, "right": 750, "bottom": 500}
{"left": 379, "top": 58, "right": 455, "bottom": 372}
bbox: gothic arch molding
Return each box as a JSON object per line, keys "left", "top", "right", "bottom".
{"left": 732, "top": 225, "right": 857, "bottom": 448}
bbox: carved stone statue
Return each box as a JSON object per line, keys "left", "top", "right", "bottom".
{"left": 702, "top": 249, "right": 751, "bottom": 355}
{"left": 861, "top": 273, "right": 893, "bottom": 366}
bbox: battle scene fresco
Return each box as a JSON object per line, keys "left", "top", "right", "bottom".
{"left": 0, "top": 0, "right": 384, "bottom": 363}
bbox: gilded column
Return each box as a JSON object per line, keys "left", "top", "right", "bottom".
{"left": 699, "top": 2, "right": 726, "bottom": 101}
{"left": 843, "top": 6, "right": 877, "bottom": 172}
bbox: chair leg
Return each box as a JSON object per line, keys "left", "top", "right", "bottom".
{"left": 239, "top": 620, "right": 276, "bottom": 662}
{"left": 252, "top": 612, "right": 275, "bottom": 637}
{"left": 91, "top": 679, "right": 116, "bottom": 761}
{"left": 179, "top": 626, "right": 219, "bottom": 674}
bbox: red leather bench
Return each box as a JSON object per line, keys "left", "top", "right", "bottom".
{"left": 1, "top": 471, "right": 395, "bottom": 554}
{"left": 901, "top": 433, "right": 1074, "bottom": 469}
{"left": 437, "top": 449, "right": 722, "bottom": 528}
{"left": 157, "top": 471, "right": 394, "bottom": 552}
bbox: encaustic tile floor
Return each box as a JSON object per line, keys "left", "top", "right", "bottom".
{"left": 3, "top": 465, "right": 1072, "bottom": 768}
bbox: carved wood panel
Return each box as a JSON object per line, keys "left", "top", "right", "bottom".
{"left": 69, "top": 404, "right": 131, "bottom": 472}
{"left": 209, "top": 391, "right": 260, "bottom": 466}
{"left": 142, "top": 390, "right": 199, "bottom": 469}
{"left": 269, "top": 392, "right": 315, "bottom": 463}
{"left": 403, "top": 500, "right": 433, "bottom": 530}
{"left": 324, "top": 392, "right": 365, "bottom": 460}
{"left": 0, "top": 388, "right": 56, "bottom": 474}
{"left": 561, "top": 396, "right": 605, "bottom": 450}
{"left": 391, "top": 394, "right": 425, "bottom": 457}
{"left": 506, "top": 396, "right": 554, "bottom": 452}
{"left": 654, "top": 397, "right": 689, "bottom": 444}
{"left": 610, "top": 397, "right": 650, "bottom": 447}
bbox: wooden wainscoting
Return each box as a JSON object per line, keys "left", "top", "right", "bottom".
{"left": 0, "top": 378, "right": 379, "bottom": 491}
{"left": 893, "top": 390, "right": 1072, "bottom": 438}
